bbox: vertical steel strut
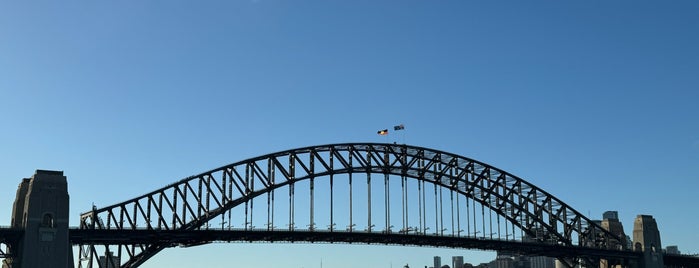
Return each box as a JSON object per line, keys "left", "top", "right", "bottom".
{"left": 367, "top": 149, "right": 372, "bottom": 232}
{"left": 384, "top": 148, "right": 390, "bottom": 232}
{"left": 348, "top": 148, "right": 353, "bottom": 232}
{"left": 329, "top": 150, "right": 334, "bottom": 232}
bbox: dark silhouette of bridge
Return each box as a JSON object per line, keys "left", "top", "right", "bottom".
{"left": 1, "top": 143, "right": 697, "bottom": 268}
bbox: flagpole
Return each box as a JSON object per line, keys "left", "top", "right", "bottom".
{"left": 403, "top": 127, "right": 406, "bottom": 145}
{"left": 392, "top": 124, "right": 405, "bottom": 144}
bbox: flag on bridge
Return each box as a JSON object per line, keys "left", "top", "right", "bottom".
{"left": 377, "top": 129, "right": 389, "bottom": 135}
{"left": 394, "top": 124, "right": 405, "bottom": 131}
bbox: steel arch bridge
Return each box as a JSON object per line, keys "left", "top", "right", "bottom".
{"left": 77, "top": 143, "right": 629, "bottom": 268}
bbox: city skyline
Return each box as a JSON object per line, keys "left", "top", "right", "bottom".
{"left": 2, "top": 1, "right": 699, "bottom": 267}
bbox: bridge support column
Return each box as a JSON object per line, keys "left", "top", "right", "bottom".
{"left": 632, "top": 215, "right": 663, "bottom": 268}
{"left": 2, "top": 170, "right": 74, "bottom": 268}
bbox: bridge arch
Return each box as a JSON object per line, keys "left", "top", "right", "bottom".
{"left": 78, "top": 143, "right": 623, "bottom": 267}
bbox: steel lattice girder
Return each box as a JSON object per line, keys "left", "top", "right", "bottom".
{"left": 77, "top": 143, "right": 626, "bottom": 268}
{"left": 0, "top": 228, "right": 21, "bottom": 259}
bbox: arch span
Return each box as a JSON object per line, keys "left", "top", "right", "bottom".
{"left": 77, "top": 143, "right": 624, "bottom": 268}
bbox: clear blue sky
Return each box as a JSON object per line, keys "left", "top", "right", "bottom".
{"left": 1, "top": 1, "right": 698, "bottom": 267}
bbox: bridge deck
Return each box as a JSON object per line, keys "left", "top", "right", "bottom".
{"left": 0, "top": 228, "right": 22, "bottom": 242}
{"left": 69, "top": 228, "right": 641, "bottom": 260}
{"left": 2, "top": 227, "right": 699, "bottom": 266}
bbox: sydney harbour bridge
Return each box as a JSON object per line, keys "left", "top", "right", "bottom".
{"left": 0, "top": 143, "right": 696, "bottom": 267}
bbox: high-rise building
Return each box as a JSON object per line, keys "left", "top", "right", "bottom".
{"left": 434, "top": 256, "right": 442, "bottom": 268}
{"left": 529, "top": 255, "right": 554, "bottom": 268}
{"left": 603, "top": 211, "right": 619, "bottom": 220}
{"left": 496, "top": 251, "right": 515, "bottom": 268}
{"left": 601, "top": 217, "right": 628, "bottom": 250}
{"left": 499, "top": 247, "right": 552, "bottom": 268}
{"left": 98, "top": 251, "right": 120, "bottom": 268}
{"left": 452, "top": 256, "right": 464, "bottom": 268}
{"left": 496, "top": 257, "right": 514, "bottom": 268}
{"left": 666, "top": 245, "right": 680, "bottom": 254}
{"left": 599, "top": 211, "right": 629, "bottom": 268}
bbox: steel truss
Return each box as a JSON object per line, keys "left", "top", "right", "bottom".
{"left": 0, "top": 242, "right": 10, "bottom": 259}
{"left": 78, "top": 143, "right": 626, "bottom": 267}
{"left": 0, "top": 228, "right": 21, "bottom": 263}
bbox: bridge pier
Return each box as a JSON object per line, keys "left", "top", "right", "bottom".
{"left": 632, "top": 215, "right": 663, "bottom": 268}
{"left": 2, "top": 170, "right": 73, "bottom": 268}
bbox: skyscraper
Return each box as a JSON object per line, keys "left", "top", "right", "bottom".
{"left": 98, "top": 251, "right": 120, "bottom": 268}
{"left": 529, "top": 255, "right": 554, "bottom": 268}
{"left": 452, "top": 256, "right": 464, "bottom": 268}
{"left": 434, "top": 256, "right": 441, "bottom": 268}
{"left": 601, "top": 212, "right": 628, "bottom": 250}
{"left": 603, "top": 211, "right": 619, "bottom": 220}
{"left": 666, "top": 246, "right": 681, "bottom": 254}
{"left": 496, "top": 251, "right": 515, "bottom": 268}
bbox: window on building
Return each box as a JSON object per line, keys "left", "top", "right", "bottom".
{"left": 41, "top": 213, "right": 54, "bottom": 228}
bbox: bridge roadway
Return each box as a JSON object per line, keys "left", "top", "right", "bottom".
{"left": 2, "top": 227, "right": 640, "bottom": 259}
{"left": 3, "top": 227, "right": 699, "bottom": 266}
{"left": 70, "top": 228, "right": 641, "bottom": 260}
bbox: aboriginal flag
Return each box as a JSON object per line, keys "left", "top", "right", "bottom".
{"left": 377, "top": 129, "right": 389, "bottom": 135}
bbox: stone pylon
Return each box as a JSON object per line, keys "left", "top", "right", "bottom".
{"left": 632, "top": 215, "right": 663, "bottom": 268}
{"left": 2, "top": 170, "right": 74, "bottom": 268}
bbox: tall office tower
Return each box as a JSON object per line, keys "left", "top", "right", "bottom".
{"left": 98, "top": 251, "right": 121, "bottom": 268}
{"left": 434, "top": 256, "right": 441, "bottom": 268}
{"left": 452, "top": 256, "right": 464, "bottom": 268}
{"left": 600, "top": 213, "right": 628, "bottom": 268}
{"left": 601, "top": 216, "right": 628, "bottom": 250}
{"left": 666, "top": 245, "right": 680, "bottom": 254}
{"left": 529, "top": 255, "right": 554, "bottom": 268}
{"left": 603, "top": 211, "right": 619, "bottom": 220}
{"left": 518, "top": 229, "right": 554, "bottom": 268}
{"left": 495, "top": 252, "right": 514, "bottom": 268}
{"left": 496, "top": 257, "right": 514, "bottom": 268}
